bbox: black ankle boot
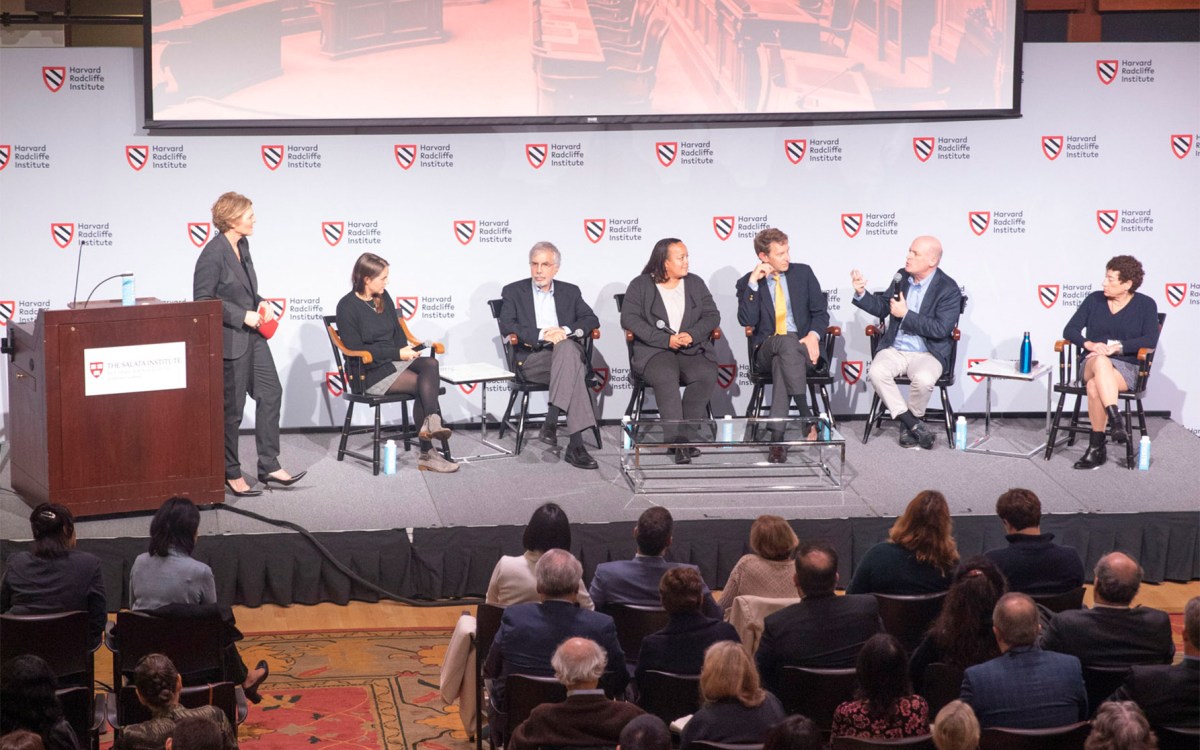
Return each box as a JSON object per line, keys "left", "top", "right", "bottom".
{"left": 1073, "top": 431, "right": 1107, "bottom": 470}
{"left": 1105, "top": 405, "right": 1127, "bottom": 444}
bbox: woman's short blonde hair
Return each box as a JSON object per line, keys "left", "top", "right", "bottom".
{"left": 932, "top": 700, "right": 980, "bottom": 750}
{"left": 699, "top": 641, "right": 765, "bottom": 708}
{"left": 211, "top": 192, "right": 252, "bottom": 233}
{"left": 749, "top": 515, "right": 798, "bottom": 561}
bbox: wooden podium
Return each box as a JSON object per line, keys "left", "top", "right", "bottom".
{"left": 6, "top": 299, "right": 225, "bottom": 516}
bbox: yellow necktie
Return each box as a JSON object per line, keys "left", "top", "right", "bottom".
{"left": 773, "top": 273, "right": 787, "bottom": 336}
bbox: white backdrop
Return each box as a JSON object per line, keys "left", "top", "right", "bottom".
{"left": 1, "top": 44, "right": 1197, "bottom": 434}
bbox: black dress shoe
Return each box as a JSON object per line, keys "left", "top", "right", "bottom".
{"left": 1073, "top": 431, "right": 1108, "bottom": 469}
{"left": 564, "top": 445, "right": 599, "bottom": 470}
{"left": 905, "top": 423, "right": 935, "bottom": 449}
{"left": 225, "top": 480, "right": 263, "bottom": 497}
{"left": 258, "top": 470, "right": 307, "bottom": 488}
{"left": 685, "top": 446, "right": 702, "bottom": 458}
{"left": 767, "top": 446, "right": 788, "bottom": 463}
{"left": 243, "top": 659, "right": 269, "bottom": 704}
{"left": 539, "top": 422, "right": 558, "bottom": 447}
{"left": 672, "top": 448, "right": 691, "bottom": 464}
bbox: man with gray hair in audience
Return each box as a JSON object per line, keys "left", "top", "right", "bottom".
{"left": 484, "top": 549, "right": 627, "bottom": 743}
{"left": 1107, "top": 595, "right": 1199, "bottom": 727}
{"left": 1043, "top": 551, "right": 1175, "bottom": 667}
{"left": 961, "top": 592, "right": 1088, "bottom": 728}
{"left": 507, "top": 637, "right": 645, "bottom": 749}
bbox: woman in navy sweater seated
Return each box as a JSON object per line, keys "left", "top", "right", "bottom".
{"left": 1062, "top": 255, "right": 1160, "bottom": 470}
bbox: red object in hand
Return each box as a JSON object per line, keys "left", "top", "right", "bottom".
{"left": 257, "top": 303, "right": 279, "bottom": 339}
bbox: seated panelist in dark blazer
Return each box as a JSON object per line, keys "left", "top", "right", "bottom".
{"left": 499, "top": 241, "right": 600, "bottom": 470}
{"left": 621, "top": 238, "right": 721, "bottom": 464}
{"left": 193, "top": 192, "right": 304, "bottom": 497}
{"left": 736, "top": 227, "right": 829, "bottom": 463}
{"left": 850, "top": 235, "right": 962, "bottom": 450}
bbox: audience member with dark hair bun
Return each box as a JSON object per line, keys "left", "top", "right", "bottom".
{"left": 117, "top": 654, "right": 238, "bottom": 750}
{"left": 0, "top": 655, "right": 81, "bottom": 750}
{"left": 485, "top": 503, "right": 593, "bottom": 609}
{"left": 848, "top": 490, "right": 958, "bottom": 595}
{"left": 0, "top": 504, "right": 107, "bottom": 648}
{"left": 763, "top": 715, "right": 826, "bottom": 750}
{"left": 909, "top": 556, "right": 1007, "bottom": 690}
{"left": 832, "top": 633, "right": 929, "bottom": 740}
{"left": 680, "top": 641, "right": 786, "bottom": 749}
{"left": 718, "top": 515, "right": 800, "bottom": 612}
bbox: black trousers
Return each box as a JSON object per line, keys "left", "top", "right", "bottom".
{"left": 223, "top": 335, "right": 282, "bottom": 479}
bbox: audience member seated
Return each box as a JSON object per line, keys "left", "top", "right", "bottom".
{"left": 619, "top": 714, "right": 672, "bottom": 750}
{"left": 484, "top": 549, "right": 628, "bottom": 741}
{"left": 718, "top": 515, "right": 800, "bottom": 613}
{"left": 832, "top": 633, "right": 930, "bottom": 740}
{"left": 763, "top": 715, "right": 826, "bottom": 750}
{"left": 1042, "top": 552, "right": 1174, "bottom": 667}
{"left": 0, "top": 729, "right": 47, "bottom": 750}
{"left": 486, "top": 502, "right": 593, "bottom": 609}
{"left": 756, "top": 540, "right": 883, "bottom": 693}
{"left": 590, "top": 507, "right": 721, "bottom": 619}
{"left": 128, "top": 497, "right": 268, "bottom": 702}
{"left": 961, "top": 592, "right": 1087, "bottom": 729}
{"left": 983, "top": 488, "right": 1085, "bottom": 595}
{"left": 847, "top": 491, "right": 958, "bottom": 595}
{"left": 0, "top": 655, "right": 81, "bottom": 750}
{"left": 1085, "top": 701, "right": 1160, "bottom": 750}
{"left": 910, "top": 556, "right": 1007, "bottom": 691}
{"left": 117, "top": 654, "right": 237, "bottom": 750}
{"left": 680, "top": 641, "right": 787, "bottom": 749}
{"left": 636, "top": 568, "right": 739, "bottom": 694}
{"left": 0, "top": 503, "right": 107, "bottom": 648}
{"left": 167, "top": 716, "right": 227, "bottom": 750}
{"left": 931, "top": 700, "right": 979, "bottom": 750}
{"left": 1107, "top": 595, "right": 1198, "bottom": 727}
{"left": 508, "top": 637, "right": 645, "bottom": 750}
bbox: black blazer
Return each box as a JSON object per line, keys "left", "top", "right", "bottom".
{"left": 499, "top": 278, "right": 600, "bottom": 353}
{"left": 851, "top": 266, "right": 962, "bottom": 372}
{"left": 735, "top": 263, "right": 829, "bottom": 350}
{"left": 635, "top": 612, "right": 739, "bottom": 686}
{"left": 1042, "top": 606, "right": 1175, "bottom": 667}
{"left": 754, "top": 593, "right": 883, "bottom": 693}
{"left": 193, "top": 233, "right": 263, "bottom": 360}
{"left": 620, "top": 273, "right": 721, "bottom": 374}
{"left": 1109, "top": 659, "right": 1199, "bottom": 726}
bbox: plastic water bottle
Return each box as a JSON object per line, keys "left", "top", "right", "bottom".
{"left": 1019, "top": 331, "right": 1032, "bottom": 374}
{"left": 621, "top": 416, "right": 632, "bottom": 451}
{"left": 720, "top": 415, "right": 734, "bottom": 443}
{"left": 955, "top": 416, "right": 968, "bottom": 450}
{"left": 121, "top": 275, "right": 136, "bottom": 306}
{"left": 1138, "top": 435, "right": 1151, "bottom": 470}
{"left": 383, "top": 439, "right": 397, "bottom": 475}
{"left": 819, "top": 412, "right": 831, "bottom": 441}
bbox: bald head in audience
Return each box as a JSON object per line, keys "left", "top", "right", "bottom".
{"left": 1093, "top": 552, "right": 1142, "bottom": 606}
{"left": 535, "top": 548, "right": 584, "bottom": 602}
{"left": 793, "top": 540, "right": 838, "bottom": 598}
{"left": 992, "top": 592, "right": 1039, "bottom": 652}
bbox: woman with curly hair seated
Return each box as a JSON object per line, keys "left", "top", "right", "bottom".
{"left": 909, "top": 556, "right": 1007, "bottom": 691}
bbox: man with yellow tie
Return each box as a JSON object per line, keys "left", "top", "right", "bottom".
{"left": 735, "top": 228, "right": 829, "bottom": 463}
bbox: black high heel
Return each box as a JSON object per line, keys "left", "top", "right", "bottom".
{"left": 225, "top": 480, "right": 263, "bottom": 497}
{"left": 258, "top": 470, "right": 307, "bottom": 488}
{"left": 243, "top": 660, "right": 269, "bottom": 704}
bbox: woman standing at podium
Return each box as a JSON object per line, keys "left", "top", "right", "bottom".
{"left": 193, "top": 192, "right": 305, "bottom": 496}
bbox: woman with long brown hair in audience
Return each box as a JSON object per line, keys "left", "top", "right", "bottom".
{"left": 909, "top": 556, "right": 1007, "bottom": 691}
{"left": 718, "top": 515, "right": 799, "bottom": 612}
{"left": 832, "top": 633, "right": 930, "bottom": 740}
{"left": 847, "top": 490, "right": 959, "bottom": 595}
{"left": 680, "top": 641, "right": 786, "bottom": 748}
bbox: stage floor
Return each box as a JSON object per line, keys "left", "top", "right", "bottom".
{"left": 2, "top": 416, "right": 1196, "bottom": 541}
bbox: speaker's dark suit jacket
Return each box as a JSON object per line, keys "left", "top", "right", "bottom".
{"left": 962, "top": 646, "right": 1088, "bottom": 729}
{"left": 589, "top": 556, "right": 721, "bottom": 620}
{"left": 193, "top": 233, "right": 263, "bottom": 361}
{"left": 1109, "top": 658, "right": 1199, "bottom": 727}
{"left": 620, "top": 273, "right": 720, "bottom": 375}
{"left": 499, "top": 278, "right": 600, "bottom": 354}
{"left": 1042, "top": 605, "right": 1175, "bottom": 667}
{"left": 735, "top": 263, "right": 829, "bottom": 350}
{"left": 507, "top": 693, "right": 645, "bottom": 750}
{"left": 850, "top": 266, "right": 962, "bottom": 372}
{"left": 754, "top": 592, "right": 882, "bottom": 693}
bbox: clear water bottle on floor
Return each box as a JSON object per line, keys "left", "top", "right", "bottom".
{"left": 720, "top": 415, "right": 734, "bottom": 443}
{"left": 1138, "top": 435, "right": 1151, "bottom": 470}
{"left": 955, "top": 416, "right": 968, "bottom": 450}
{"left": 383, "top": 439, "right": 397, "bottom": 475}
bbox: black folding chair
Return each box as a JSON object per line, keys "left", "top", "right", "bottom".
{"left": 832, "top": 736, "right": 936, "bottom": 749}
{"left": 603, "top": 603, "right": 669, "bottom": 664}
{"left": 873, "top": 592, "right": 947, "bottom": 655}
{"left": 1030, "top": 587, "right": 1085, "bottom": 614}
{"left": 979, "top": 722, "right": 1090, "bottom": 750}
{"left": 474, "top": 603, "right": 505, "bottom": 750}
{"left": 636, "top": 669, "right": 700, "bottom": 724}
{"left": 776, "top": 666, "right": 857, "bottom": 731}
{"left": 920, "top": 662, "right": 964, "bottom": 719}
{"left": 505, "top": 673, "right": 567, "bottom": 736}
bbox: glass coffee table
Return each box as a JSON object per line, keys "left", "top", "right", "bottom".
{"left": 620, "top": 416, "right": 845, "bottom": 495}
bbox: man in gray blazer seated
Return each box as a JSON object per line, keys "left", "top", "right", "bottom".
{"left": 499, "top": 241, "right": 600, "bottom": 470}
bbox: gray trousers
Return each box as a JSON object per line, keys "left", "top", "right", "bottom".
{"left": 520, "top": 339, "right": 597, "bottom": 436}
{"left": 223, "top": 335, "right": 281, "bottom": 478}
{"left": 756, "top": 334, "right": 811, "bottom": 419}
{"left": 869, "top": 347, "right": 943, "bottom": 419}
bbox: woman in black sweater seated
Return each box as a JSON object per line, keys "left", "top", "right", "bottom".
{"left": 335, "top": 252, "right": 457, "bottom": 473}
{"left": 680, "top": 641, "right": 786, "bottom": 748}
{"left": 1062, "top": 254, "right": 1160, "bottom": 470}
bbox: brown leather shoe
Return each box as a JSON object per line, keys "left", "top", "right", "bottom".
{"left": 767, "top": 446, "right": 788, "bottom": 464}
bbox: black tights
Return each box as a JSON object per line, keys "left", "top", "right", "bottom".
{"left": 385, "top": 357, "right": 442, "bottom": 450}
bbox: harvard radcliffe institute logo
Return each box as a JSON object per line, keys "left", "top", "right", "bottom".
{"left": 590, "top": 367, "right": 609, "bottom": 393}
{"left": 969, "top": 211, "right": 991, "bottom": 236}
{"left": 0, "top": 300, "right": 15, "bottom": 327}
{"left": 396, "top": 296, "right": 419, "bottom": 320}
{"left": 459, "top": 382, "right": 479, "bottom": 395}
{"left": 968, "top": 358, "right": 987, "bottom": 383}
{"left": 713, "top": 216, "right": 734, "bottom": 241}
{"left": 1171, "top": 134, "right": 1192, "bottom": 160}
{"left": 841, "top": 361, "right": 863, "bottom": 385}
{"left": 717, "top": 363, "right": 737, "bottom": 390}
{"left": 784, "top": 139, "right": 807, "bottom": 164}
{"left": 51, "top": 222, "right": 75, "bottom": 248}
{"left": 325, "top": 371, "right": 345, "bottom": 397}
{"left": 42, "top": 66, "right": 65, "bottom": 92}
{"left": 1165, "top": 283, "right": 1186, "bottom": 308}
{"left": 395, "top": 144, "right": 416, "bottom": 170}
{"left": 1041, "top": 136, "right": 1063, "bottom": 161}
{"left": 584, "top": 219, "right": 606, "bottom": 244}
{"left": 841, "top": 213, "right": 862, "bottom": 238}
{"left": 454, "top": 220, "right": 476, "bottom": 245}
{"left": 1038, "top": 284, "right": 1060, "bottom": 309}
{"left": 0, "top": 144, "right": 9, "bottom": 171}
{"left": 1096, "top": 210, "right": 1118, "bottom": 234}
{"left": 125, "top": 145, "right": 148, "bottom": 171}
{"left": 656, "top": 142, "right": 677, "bottom": 167}
{"left": 261, "top": 145, "right": 284, "bottom": 171}
{"left": 188, "top": 222, "right": 211, "bottom": 248}
{"left": 322, "top": 221, "right": 344, "bottom": 246}
{"left": 1096, "top": 60, "right": 1118, "bottom": 85}
{"left": 913, "top": 137, "right": 935, "bottom": 163}
{"left": 526, "top": 143, "right": 547, "bottom": 169}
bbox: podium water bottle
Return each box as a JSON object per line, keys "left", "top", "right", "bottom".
{"left": 955, "top": 416, "right": 968, "bottom": 450}
{"left": 1019, "top": 331, "right": 1032, "bottom": 374}
{"left": 622, "top": 416, "right": 632, "bottom": 451}
{"left": 383, "top": 439, "right": 397, "bottom": 475}
{"left": 1138, "top": 435, "right": 1151, "bottom": 470}
{"left": 121, "top": 275, "right": 136, "bottom": 306}
{"left": 819, "top": 412, "right": 831, "bottom": 441}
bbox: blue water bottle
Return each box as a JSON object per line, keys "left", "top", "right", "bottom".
{"left": 121, "top": 275, "right": 136, "bottom": 306}
{"left": 1138, "top": 435, "right": 1151, "bottom": 470}
{"left": 1019, "top": 331, "right": 1032, "bottom": 374}
{"left": 955, "top": 416, "right": 967, "bottom": 450}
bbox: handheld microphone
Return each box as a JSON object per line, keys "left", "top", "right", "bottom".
{"left": 567, "top": 328, "right": 585, "bottom": 340}
{"left": 891, "top": 272, "right": 904, "bottom": 301}
{"left": 71, "top": 240, "right": 87, "bottom": 308}
{"left": 81, "top": 273, "right": 134, "bottom": 309}
{"left": 656, "top": 319, "right": 678, "bottom": 336}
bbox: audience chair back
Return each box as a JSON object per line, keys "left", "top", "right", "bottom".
{"left": 637, "top": 670, "right": 700, "bottom": 724}
{"left": 873, "top": 592, "right": 948, "bottom": 654}
{"left": 743, "top": 292, "right": 842, "bottom": 425}
{"left": 777, "top": 666, "right": 857, "bottom": 731}
{"left": 474, "top": 603, "right": 505, "bottom": 750}
{"left": 831, "top": 736, "right": 936, "bottom": 749}
{"left": 919, "top": 662, "right": 964, "bottom": 719}
{"left": 1156, "top": 725, "right": 1200, "bottom": 750}
{"left": 603, "top": 603, "right": 670, "bottom": 664}
{"left": 978, "top": 722, "right": 1090, "bottom": 750}
{"left": 115, "top": 681, "right": 241, "bottom": 730}
{"left": 57, "top": 686, "right": 105, "bottom": 750}
{"left": 1029, "top": 586, "right": 1085, "bottom": 614}
{"left": 1, "top": 611, "right": 94, "bottom": 689}
{"left": 112, "top": 609, "right": 227, "bottom": 710}
{"left": 505, "top": 673, "right": 567, "bottom": 733}
{"left": 1081, "top": 665, "right": 1131, "bottom": 718}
